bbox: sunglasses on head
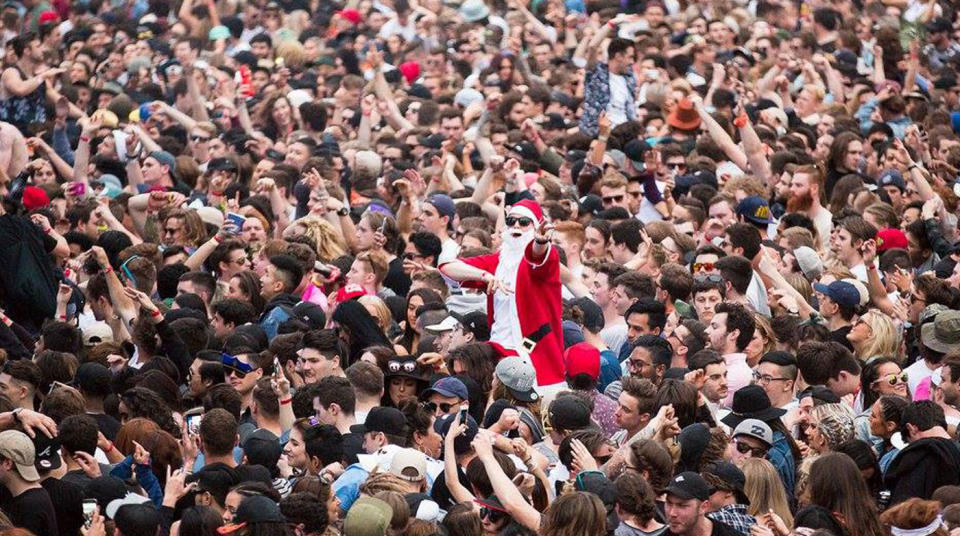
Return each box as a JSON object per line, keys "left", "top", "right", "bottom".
{"left": 388, "top": 360, "right": 417, "bottom": 373}
{"left": 875, "top": 372, "right": 908, "bottom": 386}
{"left": 221, "top": 353, "right": 254, "bottom": 378}
{"left": 505, "top": 216, "right": 533, "bottom": 228}
{"left": 480, "top": 507, "right": 507, "bottom": 522}
{"left": 693, "top": 262, "right": 715, "bottom": 273}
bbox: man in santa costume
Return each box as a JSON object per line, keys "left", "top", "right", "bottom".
{"left": 439, "top": 198, "right": 565, "bottom": 389}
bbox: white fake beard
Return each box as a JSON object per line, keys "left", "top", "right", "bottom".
{"left": 501, "top": 228, "right": 535, "bottom": 260}
{"left": 496, "top": 228, "right": 536, "bottom": 282}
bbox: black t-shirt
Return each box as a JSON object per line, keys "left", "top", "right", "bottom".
{"left": 2, "top": 486, "right": 58, "bottom": 536}
{"left": 383, "top": 256, "right": 411, "bottom": 298}
{"left": 0, "top": 214, "right": 59, "bottom": 329}
{"left": 90, "top": 413, "right": 121, "bottom": 441}
{"left": 41, "top": 477, "right": 84, "bottom": 536}
{"left": 430, "top": 464, "right": 470, "bottom": 509}
{"left": 666, "top": 519, "right": 740, "bottom": 536}
{"left": 830, "top": 326, "right": 854, "bottom": 352}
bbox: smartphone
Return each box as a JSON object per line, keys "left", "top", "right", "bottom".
{"left": 186, "top": 414, "right": 202, "bottom": 436}
{"left": 459, "top": 402, "right": 469, "bottom": 425}
{"left": 225, "top": 212, "right": 246, "bottom": 234}
{"left": 69, "top": 182, "right": 87, "bottom": 197}
{"left": 379, "top": 218, "right": 388, "bottom": 233}
{"left": 273, "top": 357, "right": 282, "bottom": 379}
{"left": 83, "top": 499, "right": 97, "bottom": 528}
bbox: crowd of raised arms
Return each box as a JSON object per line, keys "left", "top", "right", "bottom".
{"left": 1, "top": 0, "right": 960, "bottom": 535}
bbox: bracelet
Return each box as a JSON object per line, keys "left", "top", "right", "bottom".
{"left": 210, "top": 191, "right": 224, "bottom": 197}
{"left": 150, "top": 309, "right": 162, "bottom": 318}
{"left": 104, "top": 442, "right": 114, "bottom": 453}
{"left": 597, "top": 135, "right": 608, "bottom": 142}
{"left": 104, "top": 266, "right": 114, "bottom": 274}
{"left": 58, "top": 314, "right": 67, "bottom": 321}
{"left": 43, "top": 227, "right": 51, "bottom": 234}
{"left": 79, "top": 135, "right": 91, "bottom": 143}
{"left": 867, "top": 264, "right": 877, "bottom": 271}
{"left": 733, "top": 115, "right": 748, "bottom": 128}
{"left": 213, "top": 234, "right": 223, "bottom": 243}
{"left": 280, "top": 398, "right": 293, "bottom": 406}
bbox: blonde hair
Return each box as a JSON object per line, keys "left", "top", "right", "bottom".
{"left": 274, "top": 39, "right": 307, "bottom": 71}
{"left": 288, "top": 215, "right": 347, "bottom": 262}
{"left": 359, "top": 295, "right": 393, "bottom": 333}
{"left": 724, "top": 176, "right": 767, "bottom": 198}
{"left": 742, "top": 458, "right": 793, "bottom": 526}
{"left": 854, "top": 311, "right": 902, "bottom": 362}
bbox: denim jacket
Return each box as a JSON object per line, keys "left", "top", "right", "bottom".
{"left": 579, "top": 62, "right": 637, "bottom": 137}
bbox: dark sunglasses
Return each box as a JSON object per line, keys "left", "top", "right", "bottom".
{"left": 221, "top": 353, "right": 255, "bottom": 378}
{"left": 505, "top": 216, "right": 534, "bottom": 228}
{"left": 423, "top": 401, "right": 455, "bottom": 413}
{"left": 602, "top": 194, "right": 624, "bottom": 204}
{"left": 190, "top": 134, "right": 211, "bottom": 142}
{"left": 695, "top": 274, "right": 724, "bottom": 284}
{"left": 388, "top": 360, "right": 417, "bottom": 373}
{"left": 480, "top": 507, "right": 507, "bottom": 522}
{"left": 734, "top": 439, "right": 767, "bottom": 457}
{"left": 666, "top": 162, "right": 687, "bottom": 170}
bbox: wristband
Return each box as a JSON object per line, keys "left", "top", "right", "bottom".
{"left": 104, "top": 442, "right": 114, "bottom": 453}
{"left": 58, "top": 314, "right": 67, "bottom": 321}
{"left": 79, "top": 135, "right": 91, "bottom": 143}
{"left": 867, "top": 264, "right": 877, "bottom": 271}
{"left": 210, "top": 191, "right": 224, "bottom": 197}
{"left": 213, "top": 234, "right": 223, "bottom": 243}
{"left": 104, "top": 266, "right": 114, "bottom": 275}
{"left": 43, "top": 227, "right": 51, "bottom": 234}
{"left": 597, "top": 135, "right": 608, "bottom": 142}
{"left": 280, "top": 398, "right": 293, "bottom": 406}
{"left": 0, "top": 315, "right": 10, "bottom": 327}
{"left": 733, "top": 115, "right": 748, "bottom": 128}
{"left": 607, "top": 20, "right": 616, "bottom": 28}
{"left": 150, "top": 309, "right": 162, "bottom": 318}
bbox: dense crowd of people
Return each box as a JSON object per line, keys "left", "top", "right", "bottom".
{"left": 0, "top": 0, "right": 959, "bottom": 535}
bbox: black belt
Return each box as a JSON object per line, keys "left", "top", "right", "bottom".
{"left": 520, "top": 323, "right": 551, "bottom": 354}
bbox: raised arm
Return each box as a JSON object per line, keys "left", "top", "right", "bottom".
{"left": 473, "top": 432, "right": 541, "bottom": 530}
{"left": 691, "top": 94, "right": 748, "bottom": 170}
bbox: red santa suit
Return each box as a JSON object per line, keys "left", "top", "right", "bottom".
{"left": 440, "top": 199, "right": 565, "bottom": 386}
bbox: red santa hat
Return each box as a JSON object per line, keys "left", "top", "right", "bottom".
{"left": 508, "top": 199, "right": 543, "bottom": 224}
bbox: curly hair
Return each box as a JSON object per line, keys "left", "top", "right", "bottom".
{"left": 285, "top": 214, "right": 347, "bottom": 262}
{"left": 120, "top": 387, "right": 180, "bottom": 438}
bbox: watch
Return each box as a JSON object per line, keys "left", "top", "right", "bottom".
{"left": 337, "top": 207, "right": 350, "bottom": 217}
{"left": 11, "top": 408, "right": 22, "bottom": 424}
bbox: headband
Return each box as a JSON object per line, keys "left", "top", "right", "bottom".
{"left": 890, "top": 516, "right": 945, "bottom": 536}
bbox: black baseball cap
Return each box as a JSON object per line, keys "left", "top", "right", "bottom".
{"left": 32, "top": 432, "right": 61, "bottom": 472}
{"left": 547, "top": 396, "right": 592, "bottom": 432}
{"left": 357, "top": 407, "right": 407, "bottom": 436}
{"left": 665, "top": 471, "right": 711, "bottom": 501}
{"left": 453, "top": 310, "right": 490, "bottom": 341}
{"left": 434, "top": 412, "right": 478, "bottom": 455}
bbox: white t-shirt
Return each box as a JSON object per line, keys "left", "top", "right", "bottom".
{"left": 637, "top": 180, "right": 666, "bottom": 223}
{"left": 906, "top": 359, "right": 938, "bottom": 395}
{"left": 607, "top": 73, "right": 631, "bottom": 127}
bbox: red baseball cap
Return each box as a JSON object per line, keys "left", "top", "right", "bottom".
{"left": 876, "top": 228, "right": 908, "bottom": 251}
{"left": 564, "top": 342, "right": 600, "bottom": 380}
{"left": 336, "top": 283, "right": 368, "bottom": 303}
